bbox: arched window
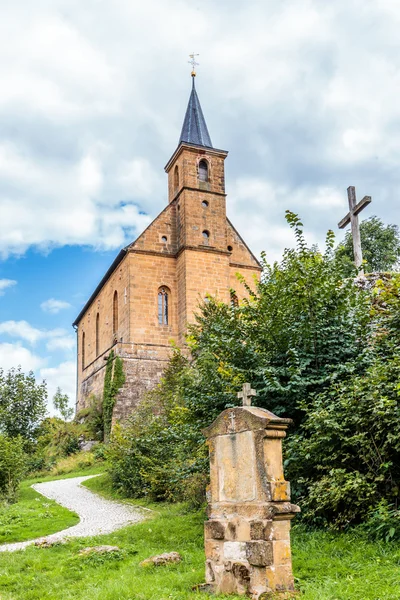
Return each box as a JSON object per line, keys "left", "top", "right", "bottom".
{"left": 82, "top": 332, "right": 85, "bottom": 370}
{"left": 96, "top": 313, "right": 100, "bottom": 357}
{"left": 198, "top": 160, "right": 208, "bottom": 182}
{"left": 230, "top": 292, "right": 239, "bottom": 308}
{"left": 174, "top": 165, "right": 179, "bottom": 190}
{"left": 113, "top": 291, "right": 118, "bottom": 335}
{"left": 158, "top": 287, "right": 169, "bottom": 325}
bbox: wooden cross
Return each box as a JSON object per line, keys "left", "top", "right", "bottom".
{"left": 238, "top": 382, "right": 257, "bottom": 407}
{"left": 338, "top": 186, "right": 371, "bottom": 272}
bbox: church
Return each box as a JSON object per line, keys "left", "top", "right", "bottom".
{"left": 73, "top": 72, "right": 262, "bottom": 421}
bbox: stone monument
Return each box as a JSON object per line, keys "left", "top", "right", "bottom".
{"left": 202, "top": 383, "right": 300, "bottom": 599}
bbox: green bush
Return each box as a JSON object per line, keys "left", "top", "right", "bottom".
{"left": 0, "top": 435, "right": 26, "bottom": 503}
{"left": 76, "top": 395, "right": 104, "bottom": 441}
{"left": 106, "top": 214, "right": 400, "bottom": 529}
{"left": 362, "top": 500, "right": 400, "bottom": 542}
{"left": 286, "top": 275, "right": 400, "bottom": 529}
{"left": 107, "top": 351, "right": 207, "bottom": 502}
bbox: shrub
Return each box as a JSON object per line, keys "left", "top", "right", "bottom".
{"left": 107, "top": 351, "right": 207, "bottom": 502}
{"left": 0, "top": 435, "right": 26, "bottom": 503}
{"left": 76, "top": 395, "right": 104, "bottom": 441}
{"left": 362, "top": 500, "right": 400, "bottom": 542}
{"left": 286, "top": 276, "right": 400, "bottom": 529}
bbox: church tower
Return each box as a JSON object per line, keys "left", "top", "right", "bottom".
{"left": 73, "top": 72, "right": 262, "bottom": 421}
{"left": 165, "top": 73, "right": 230, "bottom": 341}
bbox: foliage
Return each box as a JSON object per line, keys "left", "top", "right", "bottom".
{"left": 107, "top": 351, "right": 207, "bottom": 503}
{"left": 53, "top": 387, "right": 74, "bottom": 422}
{"left": 0, "top": 435, "right": 26, "bottom": 503}
{"left": 362, "top": 500, "right": 400, "bottom": 543}
{"left": 336, "top": 215, "right": 400, "bottom": 274}
{"left": 103, "top": 351, "right": 126, "bottom": 441}
{"left": 186, "top": 211, "right": 370, "bottom": 423}
{"left": 76, "top": 394, "right": 104, "bottom": 441}
{"left": 35, "top": 417, "right": 80, "bottom": 460}
{"left": 287, "top": 273, "right": 400, "bottom": 528}
{"left": 106, "top": 212, "right": 400, "bottom": 528}
{"left": 0, "top": 367, "right": 47, "bottom": 449}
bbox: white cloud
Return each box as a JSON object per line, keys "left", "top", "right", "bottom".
{"left": 41, "top": 298, "right": 72, "bottom": 314}
{"left": 0, "top": 0, "right": 398, "bottom": 264}
{"left": 40, "top": 361, "right": 76, "bottom": 407}
{"left": 46, "top": 336, "right": 76, "bottom": 353}
{"left": 0, "top": 320, "right": 44, "bottom": 344}
{"left": 0, "top": 279, "right": 16, "bottom": 296}
{"left": 0, "top": 342, "right": 44, "bottom": 373}
{"left": 0, "top": 320, "right": 74, "bottom": 356}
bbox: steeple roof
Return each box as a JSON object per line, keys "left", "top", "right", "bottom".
{"left": 179, "top": 77, "right": 213, "bottom": 148}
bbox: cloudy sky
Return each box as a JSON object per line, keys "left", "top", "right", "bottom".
{"left": 0, "top": 0, "right": 399, "bottom": 412}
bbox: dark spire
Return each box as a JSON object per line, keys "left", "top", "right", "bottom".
{"left": 179, "top": 76, "right": 213, "bottom": 148}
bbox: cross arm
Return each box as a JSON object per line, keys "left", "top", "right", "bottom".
{"left": 338, "top": 195, "right": 372, "bottom": 229}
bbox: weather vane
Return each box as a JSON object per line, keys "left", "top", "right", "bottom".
{"left": 188, "top": 52, "right": 199, "bottom": 76}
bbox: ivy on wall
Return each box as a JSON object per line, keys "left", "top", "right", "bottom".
{"left": 102, "top": 350, "right": 126, "bottom": 440}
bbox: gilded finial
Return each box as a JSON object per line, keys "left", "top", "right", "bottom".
{"left": 188, "top": 52, "right": 199, "bottom": 77}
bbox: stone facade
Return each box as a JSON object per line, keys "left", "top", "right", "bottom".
{"left": 202, "top": 397, "right": 300, "bottom": 598}
{"left": 74, "top": 103, "right": 262, "bottom": 420}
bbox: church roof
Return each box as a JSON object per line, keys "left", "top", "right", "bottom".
{"left": 179, "top": 77, "right": 213, "bottom": 148}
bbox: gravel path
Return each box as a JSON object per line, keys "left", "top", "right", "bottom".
{"left": 0, "top": 475, "right": 146, "bottom": 553}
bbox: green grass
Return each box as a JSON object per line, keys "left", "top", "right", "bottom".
{"left": 0, "top": 481, "right": 79, "bottom": 544}
{"left": 0, "top": 472, "right": 399, "bottom": 599}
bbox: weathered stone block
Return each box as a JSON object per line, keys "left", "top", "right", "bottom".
{"left": 272, "top": 540, "right": 292, "bottom": 566}
{"left": 204, "top": 540, "right": 222, "bottom": 562}
{"left": 246, "top": 541, "right": 273, "bottom": 567}
{"left": 250, "top": 520, "right": 266, "bottom": 540}
{"left": 204, "top": 520, "right": 225, "bottom": 540}
{"left": 223, "top": 541, "right": 247, "bottom": 562}
{"left": 270, "top": 481, "right": 290, "bottom": 502}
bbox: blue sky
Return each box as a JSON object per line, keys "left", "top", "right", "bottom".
{"left": 1, "top": 0, "right": 400, "bottom": 412}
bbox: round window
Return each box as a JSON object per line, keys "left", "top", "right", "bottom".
{"left": 202, "top": 200, "right": 209, "bottom": 208}
{"left": 227, "top": 245, "right": 233, "bottom": 252}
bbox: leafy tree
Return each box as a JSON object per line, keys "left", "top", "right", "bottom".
{"left": 336, "top": 216, "right": 400, "bottom": 274}
{"left": 53, "top": 387, "right": 74, "bottom": 422}
{"left": 187, "top": 211, "right": 370, "bottom": 422}
{"left": 0, "top": 434, "right": 26, "bottom": 502}
{"left": 286, "top": 274, "right": 400, "bottom": 530}
{"left": 0, "top": 368, "right": 47, "bottom": 447}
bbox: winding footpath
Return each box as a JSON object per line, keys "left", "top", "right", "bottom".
{"left": 0, "top": 475, "right": 146, "bottom": 553}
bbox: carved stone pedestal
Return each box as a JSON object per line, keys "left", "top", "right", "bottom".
{"left": 202, "top": 402, "right": 300, "bottom": 599}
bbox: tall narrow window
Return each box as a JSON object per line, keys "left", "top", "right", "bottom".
{"left": 158, "top": 287, "right": 169, "bottom": 325}
{"left": 82, "top": 332, "right": 85, "bottom": 370}
{"left": 174, "top": 165, "right": 179, "bottom": 190}
{"left": 198, "top": 160, "right": 208, "bottom": 182}
{"left": 113, "top": 291, "right": 118, "bottom": 335}
{"left": 96, "top": 313, "right": 100, "bottom": 357}
{"left": 230, "top": 292, "right": 239, "bottom": 307}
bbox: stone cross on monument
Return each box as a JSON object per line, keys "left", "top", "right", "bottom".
{"left": 238, "top": 382, "right": 257, "bottom": 406}
{"left": 338, "top": 186, "right": 371, "bottom": 272}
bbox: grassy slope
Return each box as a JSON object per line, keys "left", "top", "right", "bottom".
{"left": 0, "top": 472, "right": 398, "bottom": 599}
{"left": 0, "top": 481, "right": 79, "bottom": 544}
{"left": 0, "top": 456, "right": 105, "bottom": 545}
